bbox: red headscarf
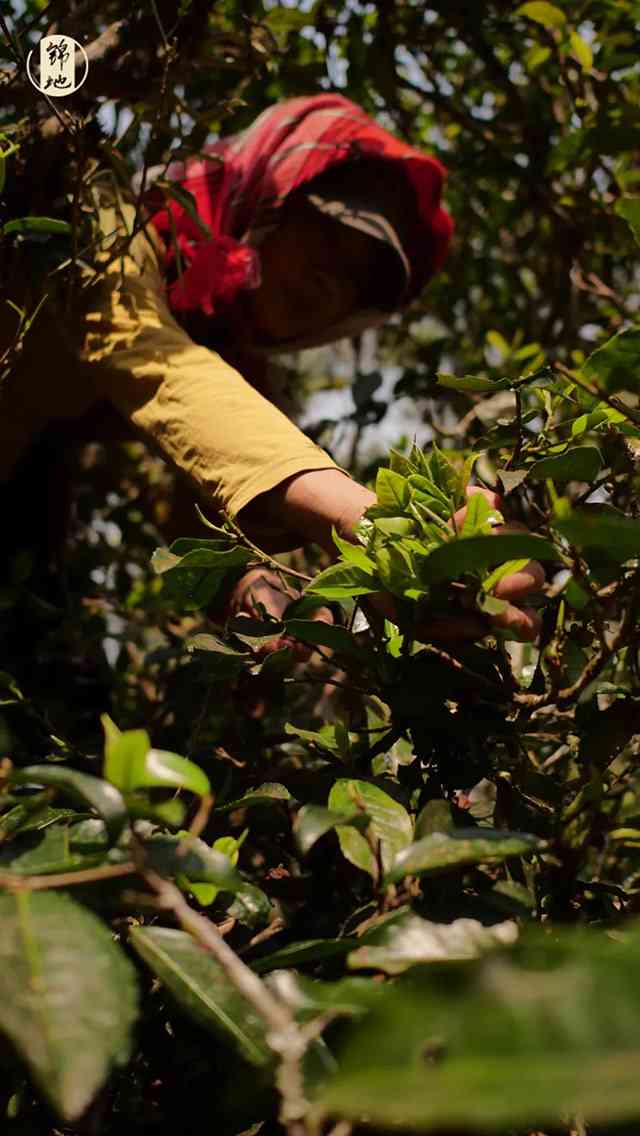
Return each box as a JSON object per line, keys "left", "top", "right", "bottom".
{"left": 142, "top": 93, "right": 453, "bottom": 324}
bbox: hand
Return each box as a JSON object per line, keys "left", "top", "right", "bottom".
{"left": 237, "top": 470, "right": 544, "bottom": 647}
{"left": 223, "top": 566, "right": 335, "bottom": 660}
{"left": 366, "top": 487, "right": 544, "bottom": 644}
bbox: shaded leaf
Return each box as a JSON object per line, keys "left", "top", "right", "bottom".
{"left": 553, "top": 503, "right": 640, "bottom": 561}
{"left": 141, "top": 833, "right": 242, "bottom": 891}
{"left": 386, "top": 828, "right": 540, "bottom": 883}
{"left": 10, "top": 765, "right": 127, "bottom": 845}
{"left": 251, "top": 938, "right": 353, "bottom": 974}
{"left": 284, "top": 619, "right": 367, "bottom": 661}
{"left": 130, "top": 926, "right": 272, "bottom": 1066}
{"left": 294, "top": 804, "right": 370, "bottom": 856}
{"left": 420, "top": 533, "right": 558, "bottom": 584}
{"left": 227, "top": 883, "right": 273, "bottom": 928}
{"left": 318, "top": 926, "right": 640, "bottom": 1131}
{"left": 615, "top": 196, "right": 640, "bottom": 246}
{"left": 0, "top": 821, "right": 112, "bottom": 876}
{"left": 528, "top": 445, "right": 602, "bottom": 483}
{"left": 582, "top": 328, "right": 640, "bottom": 393}
{"left": 414, "top": 800, "right": 454, "bottom": 839}
{"left": 3, "top": 216, "right": 73, "bottom": 236}
{"left": 214, "top": 782, "right": 293, "bottom": 813}
{"left": 0, "top": 892, "right": 137, "bottom": 1122}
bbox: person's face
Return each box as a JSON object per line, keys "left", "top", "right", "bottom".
{"left": 230, "top": 193, "right": 382, "bottom": 347}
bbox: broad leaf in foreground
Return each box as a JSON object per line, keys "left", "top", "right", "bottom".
{"left": 346, "top": 907, "right": 518, "bottom": 974}
{"left": 315, "top": 925, "right": 640, "bottom": 1131}
{"left": 0, "top": 892, "right": 138, "bottom": 1122}
{"left": 130, "top": 926, "right": 272, "bottom": 1067}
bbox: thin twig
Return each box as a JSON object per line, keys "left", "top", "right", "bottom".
{"left": 196, "top": 504, "right": 314, "bottom": 585}
{"left": 0, "top": 861, "right": 136, "bottom": 892}
{"left": 140, "top": 865, "right": 311, "bottom": 1134}
{"left": 555, "top": 362, "right": 640, "bottom": 427}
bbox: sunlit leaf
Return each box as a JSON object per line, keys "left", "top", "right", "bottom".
{"left": 328, "top": 779, "right": 413, "bottom": 878}
{"left": 347, "top": 907, "right": 518, "bottom": 974}
{"left": 516, "top": 2, "right": 566, "bottom": 28}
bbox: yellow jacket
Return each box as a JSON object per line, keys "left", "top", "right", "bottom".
{"left": 0, "top": 179, "right": 346, "bottom": 545}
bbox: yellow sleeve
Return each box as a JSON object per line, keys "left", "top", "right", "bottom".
{"left": 77, "top": 192, "right": 348, "bottom": 543}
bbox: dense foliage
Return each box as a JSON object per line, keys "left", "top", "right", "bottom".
{"left": 2, "top": 1, "right": 640, "bottom": 1134}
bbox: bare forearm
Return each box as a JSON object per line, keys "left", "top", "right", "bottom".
{"left": 237, "top": 468, "right": 376, "bottom": 557}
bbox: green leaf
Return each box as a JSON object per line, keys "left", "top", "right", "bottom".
{"left": 328, "top": 780, "right": 413, "bottom": 878}
{"left": 615, "top": 196, "right": 640, "bottom": 246}
{"left": 528, "top": 445, "right": 602, "bottom": 483}
{"left": 420, "top": 533, "right": 558, "bottom": 585}
{"left": 460, "top": 493, "right": 503, "bottom": 537}
{"left": 385, "top": 828, "right": 540, "bottom": 883}
{"left": 0, "top": 803, "right": 78, "bottom": 840}
{"left": 553, "top": 504, "right": 640, "bottom": 561}
{"left": 569, "top": 29, "right": 593, "bottom": 69}
{"left": 373, "top": 542, "right": 416, "bottom": 597}
{"left": 306, "top": 562, "right": 378, "bottom": 599}
{"left": 283, "top": 619, "right": 366, "bottom": 661}
{"left": 0, "top": 821, "right": 111, "bottom": 876}
{"left": 414, "top": 800, "right": 454, "bottom": 839}
{"left": 101, "top": 716, "right": 210, "bottom": 798}
{"left": 213, "top": 782, "right": 293, "bottom": 813}
{"left": 293, "top": 804, "right": 370, "bottom": 856}
{"left": 516, "top": 1, "right": 566, "bottom": 27}
{"left": 317, "top": 926, "right": 640, "bottom": 1130}
{"left": 226, "top": 615, "right": 285, "bottom": 643}
{"left": 129, "top": 927, "right": 272, "bottom": 1066}
{"left": 9, "top": 765, "right": 127, "bottom": 845}
{"left": 582, "top": 328, "right": 640, "bottom": 393}
{"left": 180, "top": 833, "right": 244, "bottom": 906}
{"left": 347, "top": 907, "right": 518, "bottom": 974}
{"left": 153, "top": 180, "right": 213, "bottom": 240}
{"left": 437, "top": 372, "right": 512, "bottom": 394}
{"left": 375, "top": 468, "right": 410, "bottom": 510}
{"left": 2, "top": 216, "right": 73, "bottom": 236}
{"left": 481, "top": 558, "right": 530, "bottom": 594}
{"left": 330, "top": 526, "right": 377, "bottom": 572}
{"left": 251, "top": 938, "right": 354, "bottom": 973}
{"left": 151, "top": 545, "right": 252, "bottom": 610}
{"left": 186, "top": 632, "right": 251, "bottom": 657}
{"left": 227, "top": 882, "right": 273, "bottom": 928}
{"left": 141, "top": 833, "right": 242, "bottom": 891}
{"left": 563, "top": 574, "right": 591, "bottom": 610}
{"left": 0, "top": 892, "right": 137, "bottom": 1121}
{"left": 102, "top": 716, "right": 150, "bottom": 790}
{"left": 265, "top": 970, "right": 380, "bottom": 1020}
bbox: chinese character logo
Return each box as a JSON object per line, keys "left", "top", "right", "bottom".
{"left": 26, "top": 35, "right": 89, "bottom": 97}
